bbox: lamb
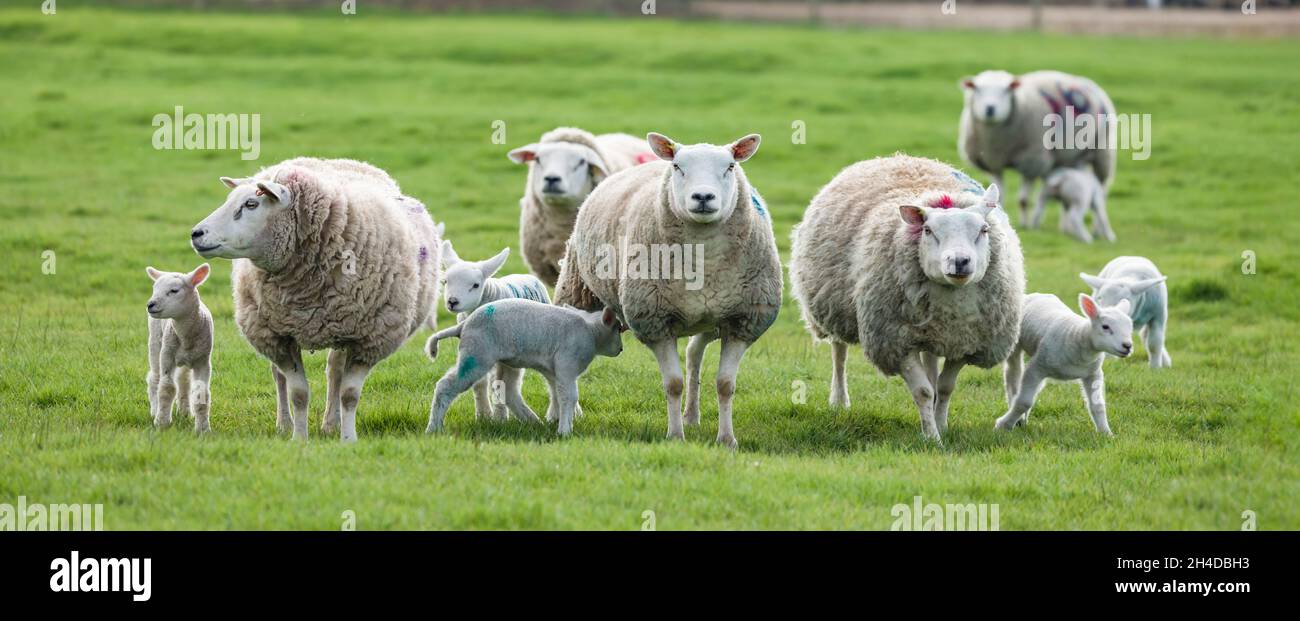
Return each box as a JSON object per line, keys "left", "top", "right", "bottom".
{"left": 958, "top": 70, "right": 1117, "bottom": 229}
{"left": 424, "top": 300, "right": 625, "bottom": 436}
{"left": 1039, "top": 165, "right": 1115, "bottom": 243}
{"left": 789, "top": 154, "right": 1024, "bottom": 442}
{"left": 145, "top": 264, "right": 214, "bottom": 432}
{"left": 996, "top": 293, "right": 1133, "bottom": 435}
{"left": 190, "top": 157, "right": 441, "bottom": 442}
{"left": 1081, "top": 256, "right": 1171, "bottom": 368}
{"left": 439, "top": 241, "right": 551, "bottom": 421}
{"left": 508, "top": 127, "right": 653, "bottom": 286}
{"left": 553, "top": 132, "right": 781, "bottom": 448}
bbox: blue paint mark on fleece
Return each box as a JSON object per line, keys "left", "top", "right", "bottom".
{"left": 507, "top": 283, "right": 520, "bottom": 298}
{"left": 951, "top": 170, "right": 985, "bottom": 195}
{"left": 458, "top": 356, "right": 477, "bottom": 379}
{"left": 750, "top": 192, "right": 768, "bottom": 219}
{"left": 482, "top": 305, "right": 495, "bottom": 318}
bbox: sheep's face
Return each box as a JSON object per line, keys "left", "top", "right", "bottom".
{"left": 648, "top": 132, "right": 761, "bottom": 225}
{"left": 1080, "top": 294, "right": 1134, "bottom": 358}
{"left": 441, "top": 242, "right": 508, "bottom": 314}
{"left": 509, "top": 143, "right": 609, "bottom": 208}
{"left": 961, "top": 70, "right": 1019, "bottom": 125}
{"left": 1080, "top": 273, "right": 1167, "bottom": 312}
{"left": 145, "top": 264, "right": 209, "bottom": 319}
{"left": 591, "top": 308, "right": 626, "bottom": 357}
{"left": 900, "top": 186, "right": 1001, "bottom": 288}
{"left": 192, "top": 177, "right": 292, "bottom": 269}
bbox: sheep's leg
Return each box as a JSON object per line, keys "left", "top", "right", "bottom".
{"left": 275, "top": 350, "right": 310, "bottom": 442}
{"left": 553, "top": 371, "right": 580, "bottom": 437}
{"left": 322, "top": 349, "right": 346, "bottom": 435}
{"left": 1091, "top": 190, "right": 1116, "bottom": 242}
{"left": 899, "top": 353, "right": 940, "bottom": 443}
{"left": 1018, "top": 177, "right": 1036, "bottom": 228}
{"left": 472, "top": 376, "right": 497, "bottom": 421}
{"left": 1004, "top": 350, "right": 1023, "bottom": 407}
{"left": 650, "top": 339, "right": 686, "bottom": 441}
{"left": 996, "top": 362, "right": 1046, "bottom": 430}
{"left": 829, "top": 341, "right": 850, "bottom": 409}
{"left": 271, "top": 364, "right": 292, "bottom": 435}
{"left": 155, "top": 364, "right": 177, "bottom": 429}
{"left": 545, "top": 379, "right": 558, "bottom": 423}
{"left": 488, "top": 368, "right": 510, "bottom": 421}
{"left": 189, "top": 362, "right": 211, "bottom": 434}
{"left": 933, "top": 359, "right": 964, "bottom": 433}
{"left": 337, "top": 359, "right": 372, "bottom": 443}
{"left": 426, "top": 354, "right": 494, "bottom": 433}
{"left": 499, "top": 364, "right": 540, "bottom": 424}
{"left": 1030, "top": 185, "right": 1049, "bottom": 230}
{"left": 146, "top": 325, "right": 162, "bottom": 420}
{"left": 1066, "top": 201, "right": 1093, "bottom": 243}
{"left": 175, "top": 367, "right": 191, "bottom": 420}
{"left": 683, "top": 332, "right": 714, "bottom": 426}
{"left": 1147, "top": 318, "right": 1171, "bottom": 369}
{"left": 1081, "top": 371, "right": 1112, "bottom": 435}
{"left": 920, "top": 352, "right": 939, "bottom": 393}
{"left": 714, "top": 338, "right": 751, "bottom": 449}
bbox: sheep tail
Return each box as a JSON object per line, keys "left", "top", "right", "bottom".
{"left": 425, "top": 324, "right": 461, "bottom": 360}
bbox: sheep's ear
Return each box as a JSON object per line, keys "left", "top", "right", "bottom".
{"left": 1116, "top": 299, "right": 1132, "bottom": 314}
{"left": 480, "top": 248, "right": 509, "bottom": 278}
{"left": 1079, "top": 294, "right": 1100, "bottom": 320}
{"left": 1130, "top": 276, "right": 1167, "bottom": 295}
{"left": 441, "top": 240, "right": 459, "bottom": 266}
{"left": 1008, "top": 77, "right": 1021, "bottom": 90}
{"left": 434, "top": 222, "right": 446, "bottom": 237}
{"left": 647, "top": 133, "right": 677, "bottom": 161}
{"left": 146, "top": 266, "right": 162, "bottom": 282}
{"left": 729, "top": 134, "right": 761, "bottom": 162}
{"left": 579, "top": 146, "right": 610, "bottom": 178}
{"left": 507, "top": 144, "right": 539, "bottom": 164}
{"left": 899, "top": 205, "right": 926, "bottom": 226}
{"left": 1079, "top": 272, "right": 1106, "bottom": 290}
{"left": 189, "top": 263, "right": 210, "bottom": 287}
{"left": 981, "top": 183, "right": 1001, "bottom": 208}
{"left": 256, "top": 181, "right": 289, "bottom": 204}
{"left": 959, "top": 77, "right": 975, "bottom": 90}
{"left": 219, "top": 176, "right": 246, "bottom": 189}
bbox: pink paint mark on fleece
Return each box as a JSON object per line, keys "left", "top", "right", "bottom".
{"left": 930, "top": 194, "right": 956, "bottom": 209}
{"left": 635, "top": 152, "right": 657, "bottom": 165}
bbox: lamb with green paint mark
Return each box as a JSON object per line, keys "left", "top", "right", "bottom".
{"left": 424, "top": 299, "right": 625, "bottom": 436}
{"left": 1080, "top": 256, "right": 1170, "bottom": 368}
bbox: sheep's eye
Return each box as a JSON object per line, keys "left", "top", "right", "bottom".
{"left": 980, "top": 225, "right": 990, "bottom": 235}
{"left": 471, "top": 283, "right": 479, "bottom": 290}
{"left": 673, "top": 164, "right": 682, "bottom": 174}
{"left": 575, "top": 159, "right": 586, "bottom": 170}
{"left": 726, "top": 163, "right": 735, "bottom": 173}
{"left": 243, "top": 199, "right": 258, "bottom": 209}
{"left": 1102, "top": 325, "right": 1111, "bottom": 332}
{"left": 169, "top": 288, "right": 179, "bottom": 294}
{"left": 923, "top": 226, "right": 933, "bottom": 236}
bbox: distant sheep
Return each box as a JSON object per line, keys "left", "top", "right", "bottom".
{"left": 191, "top": 157, "right": 441, "bottom": 442}
{"left": 1040, "top": 166, "right": 1115, "bottom": 243}
{"left": 509, "top": 127, "right": 652, "bottom": 286}
{"left": 789, "top": 154, "right": 1024, "bottom": 442}
{"left": 958, "top": 70, "right": 1117, "bottom": 228}
{"left": 145, "top": 264, "right": 214, "bottom": 432}
{"left": 997, "top": 293, "right": 1133, "bottom": 435}
{"left": 1081, "top": 256, "right": 1171, "bottom": 368}
{"left": 554, "top": 132, "right": 781, "bottom": 448}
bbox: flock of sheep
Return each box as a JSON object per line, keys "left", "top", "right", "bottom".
{"left": 143, "top": 69, "right": 1173, "bottom": 447}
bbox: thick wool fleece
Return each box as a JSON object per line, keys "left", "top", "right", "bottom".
{"left": 231, "top": 158, "right": 441, "bottom": 367}
{"left": 554, "top": 160, "right": 782, "bottom": 345}
{"left": 959, "top": 70, "right": 1117, "bottom": 188}
{"left": 519, "top": 127, "right": 651, "bottom": 286}
{"left": 789, "top": 154, "right": 1025, "bottom": 375}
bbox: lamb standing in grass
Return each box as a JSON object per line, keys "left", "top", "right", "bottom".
{"left": 958, "top": 70, "right": 1117, "bottom": 228}
{"left": 440, "top": 241, "right": 551, "bottom": 421}
{"left": 1081, "top": 256, "right": 1171, "bottom": 368}
{"left": 145, "top": 264, "right": 214, "bottom": 432}
{"left": 553, "top": 132, "right": 781, "bottom": 448}
{"left": 997, "top": 293, "right": 1133, "bottom": 435}
{"left": 191, "top": 157, "right": 441, "bottom": 442}
{"left": 424, "top": 300, "right": 625, "bottom": 436}
{"left": 509, "top": 127, "right": 653, "bottom": 286}
{"left": 789, "top": 154, "right": 1024, "bottom": 442}
{"left": 1039, "top": 166, "right": 1115, "bottom": 243}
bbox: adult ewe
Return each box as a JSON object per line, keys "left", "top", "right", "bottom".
{"left": 509, "top": 127, "right": 653, "bottom": 286}
{"left": 191, "top": 157, "right": 441, "bottom": 442}
{"left": 789, "top": 154, "right": 1024, "bottom": 442}
{"left": 553, "top": 133, "right": 781, "bottom": 448}
{"left": 958, "top": 70, "right": 1116, "bottom": 227}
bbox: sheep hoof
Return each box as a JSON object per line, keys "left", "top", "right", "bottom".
{"left": 829, "top": 394, "right": 850, "bottom": 409}
{"left": 716, "top": 434, "right": 738, "bottom": 450}
{"left": 666, "top": 429, "right": 685, "bottom": 441}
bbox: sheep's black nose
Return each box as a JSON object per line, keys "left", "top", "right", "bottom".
{"left": 543, "top": 175, "right": 561, "bottom": 184}
{"left": 953, "top": 256, "right": 971, "bottom": 272}
{"left": 985, "top": 105, "right": 995, "bottom": 118}
{"left": 691, "top": 192, "right": 716, "bottom": 203}
{"left": 147, "top": 301, "right": 157, "bottom": 311}
{"left": 1122, "top": 342, "right": 1133, "bottom": 352}
{"left": 447, "top": 298, "right": 459, "bottom": 308}
{"left": 191, "top": 228, "right": 205, "bottom": 239}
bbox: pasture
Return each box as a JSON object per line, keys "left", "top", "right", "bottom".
{"left": 0, "top": 7, "right": 1297, "bottom": 529}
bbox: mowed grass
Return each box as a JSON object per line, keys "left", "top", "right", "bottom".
{"left": 1, "top": 8, "right": 1298, "bottom": 530}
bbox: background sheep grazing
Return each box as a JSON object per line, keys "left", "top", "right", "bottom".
{"left": 145, "top": 264, "right": 213, "bottom": 432}
{"left": 191, "top": 157, "right": 441, "bottom": 442}
{"left": 1081, "top": 256, "right": 1171, "bottom": 368}
{"left": 958, "top": 70, "right": 1117, "bottom": 229}
{"left": 508, "top": 127, "right": 652, "bottom": 286}
{"left": 554, "top": 132, "right": 781, "bottom": 448}
{"left": 997, "top": 293, "right": 1134, "bottom": 435}
{"left": 789, "top": 154, "right": 1024, "bottom": 442}
{"left": 1040, "top": 166, "right": 1115, "bottom": 243}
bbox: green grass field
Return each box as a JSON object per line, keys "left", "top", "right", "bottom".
{"left": 1, "top": 8, "right": 1297, "bottom": 529}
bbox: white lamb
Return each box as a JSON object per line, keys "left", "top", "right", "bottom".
{"left": 1039, "top": 165, "right": 1115, "bottom": 243}
{"left": 424, "top": 300, "right": 625, "bottom": 436}
{"left": 145, "top": 263, "right": 214, "bottom": 432}
{"left": 553, "top": 132, "right": 782, "bottom": 448}
{"left": 438, "top": 241, "right": 552, "bottom": 421}
{"left": 191, "top": 157, "right": 441, "bottom": 442}
{"left": 508, "top": 127, "right": 653, "bottom": 286}
{"left": 1081, "top": 256, "right": 1171, "bottom": 368}
{"left": 958, "top": 70, "right": 1117, "bottom": 229}
{"left": 997, "top": 293, "right": 1133, "bottom": 435}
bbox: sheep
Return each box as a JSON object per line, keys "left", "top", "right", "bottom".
{"left": 190, "top": 157, "right": 441, "bottom": 442}
{"left": 424, "top": 300, "right": 625, "bottom": 436}
{"left": 1039, "top": 165, "right": 1115, "bottom": 243}
{"left": 996, "top": 293, "right": 1134, "bottom": 435}
{"left": 438, "top": 241, "right": 551, "bottom": 421}
{"left": 789, "top": 154, "right": 1024, "bottom": 442}
{"left": 1081, "top": 256, "right": 1171, "bottom": 368}
{"left": 553, "top": 132, "right": 781, "bottom": 448}
{"left": 145, "top": 264, "right": 214, "bottom": 432}
{"left": 508, "top": 127, "right": 653, "bottom": 286}
{"left": 958, "top": 70, "right": 1117, "bottom": 229}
